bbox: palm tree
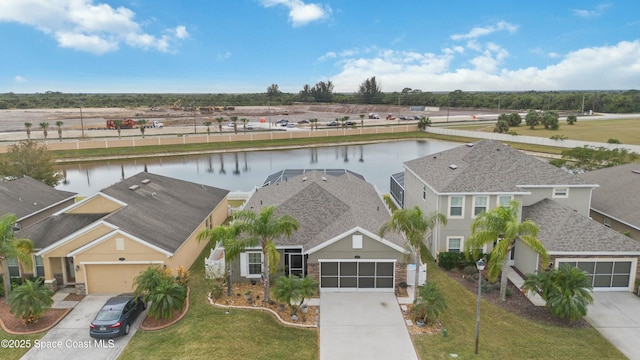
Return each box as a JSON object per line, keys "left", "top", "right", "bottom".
{"left": 230, "top": 116, "right": 239, "bottom": 134}
{"left": 24, "top": 122, "right": 32, "bottom": 140}
{"left": 1, "top": 214, "right": 34, "bottom": 303}
{"left": 8, "top": 279, "right": 54, "bottom": 324}
{"left": 133, "top": 265, "right": 166, "bottom": 300}
{"left": 465, "top": 200, "right": 549, "bottom": 301}
{"left": 113, "top": 119, "right": 123, "bottom": 139}
{"left": 359, "top": 113, "right": 365, "bottom": 128}
{"left": 233, "top": 206, "right": 299, "bottom": 302}
{"left": 197, "top": 226, "right": 248, "bottom": 296}
{"left": 272, "top": 275, "right": 318, "bottom": 317}
{"left": 523, "top": 264, "right": 593, "bottom": 321}
{"left": 55, "top": 121, "right": 64, "bottom": 142}
{"left": 203, "top": 121, "right": 212, "bottom": 136}
{"left": 136, "top": 119, "right": 147, "bottom": 138}
{"left": 146, "top": 276, "right": 187, "bottom": 320}
{"left": 309, "top": 118, "right": 317, "bottom": 131}
{"left": 339, "top": 116, "right": 347, "bottom": 128}
{"left": 215, "top": 117, "right": 225, "bottom": 134}
{"left": 39, "top": 122, "right": 49, "bottom": 140}
{"left": 379, "top": 206, "right": 447, "bottom": 292}
{"left": 411, "top": 281, "right": 447, "bottom": 325}
{"left": 241, "top": 118, "right": 249, "bottom": 133}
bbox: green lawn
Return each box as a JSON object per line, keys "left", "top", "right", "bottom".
{"left": 445, "top": 118, "right": 640, "bottom": 145}
{"left": 415, "top": 262, "right": 624, "bottom": 359}
{"left": 118, "top": 244, "right": 318, "bottom": 360}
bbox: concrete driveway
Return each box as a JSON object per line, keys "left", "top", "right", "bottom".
{"left": 22, "top": 294, "right": 147, "bottom": 360}
{"left": 586, "top": 292, "right": 640, "bottom": 360}
{"left": 319, "top": 292, "right": 418, "bottom": 360}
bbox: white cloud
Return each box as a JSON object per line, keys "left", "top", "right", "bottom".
{"left": 260, "top": 0, "right": 331, "bottom": 27}
{"left": 318, "top": 51, "right": 336, "bottom": 61}
{"left": 571, "top": 3, "right": 612, "bottom": 18}
{"left": 217, "top": 51, "right": 232, "bottom": 60}
{"left": 14, "top": 76, "right": 27, "bottom": 83}
{"left": 450, "top": 21, "right": 518, "bottom": 41}
{"left": 326, "top": 40, "right": 640, "bottom": 92}
{"left": 0, "top": 0, "right": 187, "bottom": 54}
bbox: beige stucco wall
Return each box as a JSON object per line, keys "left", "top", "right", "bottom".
{"left": 67, "top": 194, "right": 123, "bottom": 214}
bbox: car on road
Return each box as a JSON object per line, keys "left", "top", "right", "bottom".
{"left": 245, "top": 123, "right": 254, "bottom": 130}
{"left": 89, "top": 294, "right": 146, "bottom": 339}
{"left": 227, "top": 122, "right": 235, "bottom": 127}
{"left": 276, "top": 119, "right": 288, "bottom": 125}
{"left": 326, "top": 121, "right": 338, "bottom": 126}
{"left": 345, "top": 120, "right": 356, "bottom": 126}
{"left": 297, "top": 120, "right": 310, "bottom": 124}
{"left": 287, "top": 123, "right": 296, "bottom": 128}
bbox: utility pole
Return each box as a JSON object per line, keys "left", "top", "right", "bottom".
{"left": 79, "top": 103, "right": 85, "bottom": 138}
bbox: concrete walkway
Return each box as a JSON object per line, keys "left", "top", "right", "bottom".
{"left": 505, "top": 267, "right": 546, "bottom": 306}
{"left": 586, "top": 292, "right": 640, "bottom": 360}
{"left": 319, "top": 292, "right": 418, "bottom": 360}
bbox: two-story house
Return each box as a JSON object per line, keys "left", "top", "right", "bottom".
{"left": 392, "top": 140, "right": 640, "bottom": 292}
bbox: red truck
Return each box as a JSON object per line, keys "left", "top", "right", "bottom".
{"left": 106, "top": 119, "right": 138, "bottom": 129}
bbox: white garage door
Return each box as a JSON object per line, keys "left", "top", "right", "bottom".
{"left": 85, "top": 264, "right": 150, "bottom": 294}
{"left": 558, "top": 259, "right": 636, "bottom": 291}
{"left": 319, "top": 260, "right": 395, "bottom": 292}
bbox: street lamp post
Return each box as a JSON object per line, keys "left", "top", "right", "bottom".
{"left": 79, "top": 103, "right": 85, "bottom": 138}
{"left": 191, "top": 103, "right": 196, "bottom": 134}
{"left": 475, "top": 259, "right": 485, "bottom": 355}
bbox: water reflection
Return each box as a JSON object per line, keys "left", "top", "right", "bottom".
{"left": 56, "top": 140, "right": 457, "bottom": 196}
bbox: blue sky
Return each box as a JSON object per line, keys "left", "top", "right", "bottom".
{"left": 1, "top": 0, "right": 639, "bottom": 93}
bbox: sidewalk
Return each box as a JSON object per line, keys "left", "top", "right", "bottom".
{"left": 505, "top": 267, "right": 546, "bottom": 306}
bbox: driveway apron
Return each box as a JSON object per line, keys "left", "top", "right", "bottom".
{"left": 586, "top": 292, "right": 640, "bottom": 360}
{"left": 320, "top": 292, "right": 418, "bottom": 360}
{"left": 21, "top": 294, "right": 146, "bottom": 360}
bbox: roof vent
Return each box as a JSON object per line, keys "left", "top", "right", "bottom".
{"left": 449, "top": 164, "right": 458, "bottom": 170}
{"left": 141, "top": 179, "right": 151, "bottom": 184}
{"left": 302, "top": 176, "right": 308, "bottom": 182}
{"left": 129, "top": 185, "right": 140, "bottom": 190}
{"left": 632, "top": 170, "right": 640, "bottom": 175}
{"left": 466, "top": 143, "right": 474, "bottom": 147}
{"left": 321, "top": 176, "right": 327, "bottom": 182}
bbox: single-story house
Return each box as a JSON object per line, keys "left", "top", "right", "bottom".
{"left": 230, "top": 169, "right": 410, "bottom": 292}
{"left": 19, "top": 172, "right": 228, "bottom": 294}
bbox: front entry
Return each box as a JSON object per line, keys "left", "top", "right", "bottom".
{"left": 284, "top": 249, "right": 305, "bottom": 277}
{"left": 64, "top": 257, "right": 76, "bottom": 283}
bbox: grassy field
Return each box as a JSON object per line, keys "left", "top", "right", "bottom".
{"left": 119, "top": 244, "right": 318, "bottom": 360}
{"left": 414, "top": 262, "right": 624, "bottom": 359}
{"left": 445, "top": 118, "right": 640, "bottom": 145}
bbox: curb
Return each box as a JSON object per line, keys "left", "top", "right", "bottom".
{"left": 139, "top": 287, "right": 191, "bottom": 331}
{"left": 0, "top": 308, "right": 72, "bottom": 335}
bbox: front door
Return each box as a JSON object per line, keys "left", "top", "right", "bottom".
{"left": 284, "top": 249, "right": 304, "bottom": 277}
{"left": 64, "top": 257, "right": 76, "bottom": 283}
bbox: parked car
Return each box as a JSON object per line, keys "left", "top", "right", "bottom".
{"left": 287, "top": 123, "right": 296, "bottom": 128}
{"left": 399, "top": 116, "right": 413, "bottom": 120}
{"left": 89, "top": 294, "right": 146, "bottom": 339}
{"left": 368, "top": 113, "right": 380, "bottom": 119}
{"left": 297, "top": 120, "right": 310, "bottom": 124}
{"left": 276, "top": 119, "right": 288, "bottom": 125}
{"left": 227, "top": 122, "right": 234, "bottom": 127}
{"left": 245, "top": 123, "right": 254, "bottom": 130}
{"left": 345, "top": 120, "right": 356, "bottom": 126}
{"left": 326, "top": 121, "right": 338, "bottom": 126}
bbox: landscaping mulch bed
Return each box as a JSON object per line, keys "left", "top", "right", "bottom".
{"left": 445, "top": 268, "right": 590, "bottom": 328}
{"left": 0, "top": 298, "right": 69, "bottom": 334}
{"left": 210, "top": 282, "right": 319, "bottom": 326}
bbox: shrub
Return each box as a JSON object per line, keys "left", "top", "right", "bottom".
{"left": 463, "top": 265, "right": 478, "bottom": 276}
{"left": 412, "top": 282, "right": 447, "bottom": 325}
{"left": 607, "top": 138, "right": 621, "bottom": 144}
{"left": 566, "top": 115, "right": 577, "bottom": 125}
{"left": 272, "top": 276, "right": 318, "bottom": 316}
{"left": 550, "top": 134, "right": 568, "bottom": 141}
{"left": 9, "top": 279, "right": 54, "bottom": 324}
{"left": 507, "top": 130, "right": 519, "bottom": 136}
{"left": 208, "top": 279, "right": 224, "bottom": 300}
{"left": 437, "top": 252, "right": 465, "bottom": 270}
{"left": 493, "top": 119, "right": 509, "bottom": 133}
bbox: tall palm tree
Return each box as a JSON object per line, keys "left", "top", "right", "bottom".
{"left": 379, "top": 206, "right": 447, "bottom": 292}
{"left": 1, "top": 213, "right": 34, "bottom": 303}
{"left": 197, "top": 226, "right": 248, "bottom": 296}
{"left": 55, "top": 121, "right": 64, "bottom": 142}
{"left": 309, "top": 118, "right": 317, "bottom": 131}
{"left": 136, "top": 119, "right": 147, "bottom": 138}
{"left": 232, "top": 206, "right": 299, "bottom": 302}
{"left": 215, "top": 117, "right": 225, "bottom": 134}
{"left": 359, "top": 113, "right": 365, "bottom": 128}
{"left": 465, "top": 200, "right": 549, "bottom": 301}
{"left": 113, "top": 119, "right": 123, "bottom": 139}
{"left": 240, "top": 118, "right": 249, "bottom": 133}
{"left": 24, "top": 122, "right": 32, "bottom": 140}
{"left": 39, "top": 122, "right": 49, "bottom": 140}
{"left": 230, "top": 116, "right": 238, "bottom": 134}
{"left": 203, "top": 120, "right": 212, "bottom": 136}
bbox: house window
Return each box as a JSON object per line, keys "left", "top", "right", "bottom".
{"left": 449, "top": 196, "right": 464, "bottom": 217}
{"left": 115, "top": 238, "right": 125, "bottom": 251}
{"left": 473, "top": 196, "right": 488, "bottom": 216}
{"left": 497, "top": 195, "right": 512, "bottom": 207}
{"left": 422, "top": 185, "right": 427, "bottom": 200}
{"left": 352, "top": 235, "right": 363, "bottom": 249}
{"left": 248, "top": 252, "right": 262, "bottom": 276}
{"left": 7, "top": 258, "right": 20, "bottom": 278}
{"left": 553, "top": 187, "right": 569, "bottom": 198}
{"left": 447, "top": 237, "right": 463, "bottom": 253}
{"left": 34, "top": 255, "right": 45, "bottom": 277}
{"left": 603, "top": 218, "right": 611, "bottom": 228}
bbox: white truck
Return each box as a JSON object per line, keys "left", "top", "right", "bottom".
{"left": 149, "top": 120, "right": 163, "bottom": 128}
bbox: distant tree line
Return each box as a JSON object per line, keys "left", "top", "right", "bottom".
{"left": 1, "top": 85, "right": 639, "bottom": 113}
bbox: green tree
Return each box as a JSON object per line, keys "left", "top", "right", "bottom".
{"left": 494, "top": 118, "right": 509, "bottom": 133}
{"left": 232, "top": 206, "right": 299, "bottom": 302}
{"left": 136, "top": 119, "right": 147, "bottom": 138}
{"left": 551, "top": 146, "right": 638, "bottom": 172}
{"left": 241, "top": 118, "right": 249, "bottom": 133}
{"left": 379, "top": 206, "right": 447, "bottom": 292}
{"left": 267, "top": 83, "right": 281, "bottom": 98}
{"left": 215, "top": 117, "right": 225, "bottom": 134}
{"left": 566, "top": 115, "right": 577, "bottom": 125}
{"left": 0, "top": 141, "right": 63, "bottom": 186}
{"left": 309, "top": 118, "right": 318, "bottom": 131}
{"left": 133, "top": 265, "right": 167, "bottom": 300}
{"left": 507, "top": 113, "right": 522, "bottom": 127}
{"left": 230, "top": 116, "right": 238, "bottom": 134}
{"left": 113, "top": 119, "right": 123, "bottom": 139}
{"left": 272, "top": 275, "right": 318, "bottom": 316}
{"left": 359, "top": 114, "right": 365, "bottom": 128}
{"left": 9, "top": 279, "right": 53, "bottom": 323}
{"left": 55, "top": 121, "right": 64, "bottom": 141}
{"left": 465, "top": 200, "right": 549, "bottom": 301}
{"left": 24, "top": 122, "right": 32, "bottom": 140}
{"left": 340, "top": 116, "right": 349, "bottom": 128}
{"left": 203, "top": 120, "right": 212, "bottom": 135}
{"left": 197, "top": 226, "right": 248, "bottom": 296}
{"left": 417, "top": 116, "right": 431, "bottom": 131}
{"left": 146, "top": 276, "right": 187, "bottom": 320}
{"left": 542, "top": 111, "right": 559, "bottom": 130}
{"left": 39, "top": 122, "right": 49, "bottom": 140}
{"left": 525, "top": 110, "right": 540, "bottom": 129}
{"left": 523, "top": 264, "right": 593, "bottom": 321}
{"left": 357, "top": 76, "right": 383, "bottom": 104}
{"left": 1, "top": 214, "right": 35, "bottom": 303}
{"left": 411, "top": 281, "right": 447, "bottom": 325}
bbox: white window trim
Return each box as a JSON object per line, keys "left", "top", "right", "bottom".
{"left": 446, "top": 236, "right": 464, "bottom": 253}
{"left": 448, "top": 195, "right": 465, "bottom": 218}
{"left": 552, "top": 187, "right": 569, "bottom": 198}
{"left": 422, "top": 185, "right": 427, "bottom": 201}
{"left": 240, "top": 251, "right": 263, "bottom": 278}
{"left": 352, "top": 235, "right": 363, "bottom": 249}
{"left": 497, "top": 194, "right": 513, "bottom": 208}
{"left": 472, "top": 196, "right": 488, "bottom": 218}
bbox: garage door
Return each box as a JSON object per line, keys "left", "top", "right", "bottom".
{"left": 319, "top": 260, "right": 395, "bottom": 292}
{"left": 84, "top": 264, "right": 150, "bottom": 294}
{"left": 558, "top": 259, "right": 635, "bottom": 291}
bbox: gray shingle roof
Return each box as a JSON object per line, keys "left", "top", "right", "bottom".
{"left": 523, "top": 199, "right": 640, "bottom": 253}
{"left": 0, "top": 176, "right": 76, "bottom": 220}
{"left": 578, "top": 163, "right": 640, "bottom": 229}
{"left": 100, "top": 172, "right": 229, "bottom": 253}
{"left": 404, "top": 140, "right": 593, "bottom": 193}
{"left": 19, "top": 213, "right": 108, "bottom": 249}
{"left": 244, "top": 170, "right": 406, "bottom": 251}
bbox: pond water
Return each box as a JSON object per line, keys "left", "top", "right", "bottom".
{"left": 55, "top": 140, "right": 458, "bottom": 196}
